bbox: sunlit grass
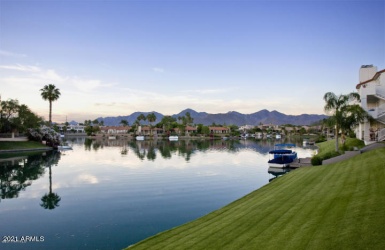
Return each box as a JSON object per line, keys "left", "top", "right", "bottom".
{"left": 128, "top": 147, "right": 385, "bottom": 250}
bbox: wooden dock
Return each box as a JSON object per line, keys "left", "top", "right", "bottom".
{"left": 290, "top": 157, "right": 312, "bottom": 168}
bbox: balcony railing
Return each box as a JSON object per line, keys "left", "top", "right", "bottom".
{"left": 367, "top": 103, "right": 385, "bottom": 119}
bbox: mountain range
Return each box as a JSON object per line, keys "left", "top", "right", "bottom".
{"left": 88, "top": 109, "right": 327, "bottom": 126}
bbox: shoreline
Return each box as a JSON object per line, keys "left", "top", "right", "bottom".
{"left": 0, "top": 147, "right": 53, "bottom": 153}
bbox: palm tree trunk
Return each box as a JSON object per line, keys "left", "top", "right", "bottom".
{"left": 335, "top": 125, "right": 339, "bottom": 152}
{"left": 49, "top": 100, "right": 52, "bottom": 126}
{"left": 49, "top": 165, "right": 52, "bottom": 194}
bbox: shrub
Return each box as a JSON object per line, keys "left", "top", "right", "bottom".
{"left": 311, "top": 155, "right": 323, "bottom": 166}
{"left": 315, "top": 135, "right": 327, "bottom": 143}
{"left": 27, "top": 126, "right": 61, "bottom": 146}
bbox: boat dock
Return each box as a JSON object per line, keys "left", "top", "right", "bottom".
{"left": 289, "top": 157, "right": 312, "bottom": 168}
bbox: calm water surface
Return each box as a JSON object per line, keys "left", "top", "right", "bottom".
{"left": 0, "top": 138, "right": 315, "bottom": 249}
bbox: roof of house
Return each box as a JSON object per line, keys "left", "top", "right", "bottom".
{"left": 209, "top": 127, "right": 230, "bottom": 130}
{"left": 356, "top": 68, "right": 385, "bottom": 89}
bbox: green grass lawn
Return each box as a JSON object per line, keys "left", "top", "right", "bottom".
{"left": 315, "top": 138, "right": 365, "bottom": 159}
{"left": 0, "top": 141, "right": 50, "bottom": 150}
{"left": 127, "top": 147, "right": 385, "bottom": 249}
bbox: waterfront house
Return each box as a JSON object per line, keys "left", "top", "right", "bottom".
{"left": 174, "top": 126, "right": 198, "bottom": 136}
{"left": 355, "top": 65, "right": 385, "bottom": 143}
{"left": 57, "top": 123, "right": 86, "bottom": 133}
{"left": 137, "top": 126, "right": 163, "bottom": 136}
{"left": 100, "top": 126, "right": 131, "bottom": 134}
{"left": 209, "top": 126, "right": 230, "bottom": 134}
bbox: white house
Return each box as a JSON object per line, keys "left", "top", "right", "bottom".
{"left": 355, "top": 65, "right": 385, "bottom": 143}
{"left": 100, "top": 126, "right": 131, "bottom": 134}
{"left": 57, "top": 123, "right": 85, "bottom": 133}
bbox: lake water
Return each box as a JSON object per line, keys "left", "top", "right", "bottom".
{"left": 0, "top": 137, "right": 315, "bottom": 250}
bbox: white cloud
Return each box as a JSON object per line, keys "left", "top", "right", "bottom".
{"left": 0, "top": 63, "right": 325, "bottom": 123}
{"left": 0, "top": 50, "right": 27, "bottom": 58}
{"left": 77, "top": 174, "right": 99, "bottom": 184}
{"left": 0, "top": 64, "right": 40, "bottom": 72}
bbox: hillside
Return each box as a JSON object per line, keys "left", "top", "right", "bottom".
{"left": 96, "top": 109, "right": 327, "bottom": 126}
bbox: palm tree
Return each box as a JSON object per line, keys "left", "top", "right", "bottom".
{"left": 323, "top": 92, "right": 362, "bottom": 151}
{"left": 136, "top": 114, "right": 146, "bottom": 125}
{"left": 40, "top": 84, "right": 61, "bottom": 126}
{"left": 146, "top": 113, "right": 156, "bottom": 126}
{"left": 146, "top": 113, "right": 157, "bottom": 135}
{"left": 120, "top": 119, "right": 129, "bottom": 127}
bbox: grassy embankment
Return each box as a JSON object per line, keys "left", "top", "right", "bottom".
{"left": 128, "top": 143, "right": 385, "bottom": 249}
{"left": 316, "top": 137, "right": 365, "bottom": 159}
{"left": 0, "top": 141, "right": 50, "bottom": 151}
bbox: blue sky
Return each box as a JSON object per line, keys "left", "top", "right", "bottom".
{"left": 1, "top": 0, "right": 384, "bottom": 123}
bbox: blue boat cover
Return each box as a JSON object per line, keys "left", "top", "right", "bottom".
{"left": 269, "top": 149, "right": 293, "bottom": 154}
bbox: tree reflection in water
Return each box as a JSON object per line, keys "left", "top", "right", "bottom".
{"left": 85, "top": 138, "right": 244, "bottom": 162}
{"left": 40, "top": 151, "right": 61, "bottom": 209}
{"left": 0, "top": 151, "right": 61, "bottom": 209}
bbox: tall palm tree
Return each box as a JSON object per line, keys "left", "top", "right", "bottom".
{"left": 40, "top": 84, "right": 61, "bottom": 126}
{"left": 323, "top": 92, "right": 361, "bottom": 151}
{"left": 146, "top": 113, "right": 156, "bottom": 135}
{"left": 146, "top": 113, "right": 156, "bottom": 126}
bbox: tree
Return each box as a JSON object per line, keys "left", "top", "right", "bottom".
{"left": 84, "top": 120, "right": 92, "bottom": 126}
{"left": 40, "top": 160, "right": 61, "bottom": 210}
{"left": 84, "top": 125, "right": 100, "bottom": 136}
{"left": 0, "top": 99, "right": 42, "bottom": 133}
{"left": 323, "top": 92, "right": 366, "bottom": 151}
{"left": 145, "top": 113, "right": 157, "bottom": 135}
{"left": 120, "top": 119, "right": 129, "bottom": 126}
{"left": 15, "top": 104, "right": 43, "bottom": 133}
{"left": 146, "top": 113, "right": 157, "bottom": 126}
{"left": 159, "top": 116, "right": 176, "bottom": 133}
{"left": 136, "top": 114, "right": 146, "bottom": 125}
{"left": 1, "top": 99, "right": 19, "bottom": 133}
{"left": 184, "top": 112, "right": 194, "bottom": 126}
{"left": 40, "top": 84, "right": 61, "bottom": 126}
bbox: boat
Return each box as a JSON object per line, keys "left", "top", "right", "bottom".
{"left": 303, "top": 139, "right": 315, "bottom": 146}
{"left": 136, "top": 136, "right": 144, "bottom": 141}
{"left": 240, "top": 134, "right": 249, "bottom": 139}
{"left": 57, "top": 144, "right": 73, "bottom": 150}
{"left": 169, "top": 136, "right": 178, "bottom": 141}
{"left": 268, "top": 143, "right": 297, "bottom": 168}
